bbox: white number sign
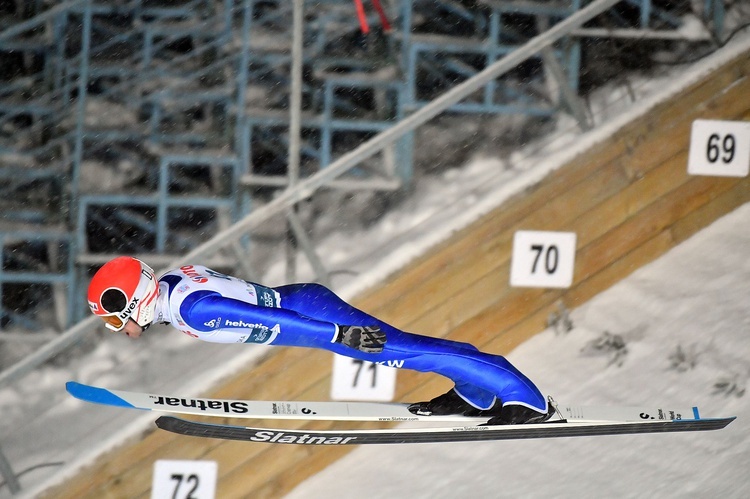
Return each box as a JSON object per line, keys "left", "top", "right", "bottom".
{"left": 688, "top": 119, "right": 750, "bottom": 177}
{"left": 510, "top": 230, "right": 577, "bottom": 288}
{"left": 331, "top": 354, "right": 397, "bottom": 402}
{"left": 152, "top": 460, "right": 217, "bottom": 499}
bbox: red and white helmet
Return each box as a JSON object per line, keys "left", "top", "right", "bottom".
{"left": 87, "top": 256, "right": 159, "bottom": 331}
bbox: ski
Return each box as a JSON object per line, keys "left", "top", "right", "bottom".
{"left": 66, "top": 381, "right": 710, "bottom": 425}
{"left": 65, "top": 381, "right": 482, "bottom": 423}
{"left": 154, "top": 415, "right": 735, "bottom": 445}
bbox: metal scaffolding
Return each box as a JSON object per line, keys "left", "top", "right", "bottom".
{"left": 0, "top": 0, "right": 725, "bottom": 337}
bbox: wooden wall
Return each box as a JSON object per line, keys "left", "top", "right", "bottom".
{"left": 43, "top": 48, "right": 749, "bottom": 498}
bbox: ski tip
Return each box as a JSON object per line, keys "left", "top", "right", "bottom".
{"left": 65, "top": 380, "right": 88, "bottom": 398}
{"left": 66, "top": 381, "right": 137, "bottom": 409}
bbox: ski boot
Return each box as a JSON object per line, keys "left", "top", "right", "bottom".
{"left": 408, "top": 389, "right": 504, "bottom": 418}
{"left": 484, "top": 398, "right": 557, "bottom": 425}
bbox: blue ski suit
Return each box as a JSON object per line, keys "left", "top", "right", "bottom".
{"left": 154, "top": 265, "right": 547, "bottom": 413}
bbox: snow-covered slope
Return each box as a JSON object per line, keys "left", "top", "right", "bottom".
{"left": 286, "top": 201, "right": 750, "bottom": 499}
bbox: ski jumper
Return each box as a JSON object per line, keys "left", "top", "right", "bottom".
{"left": 155, "top": 265, "right": 547, "bottom": 413}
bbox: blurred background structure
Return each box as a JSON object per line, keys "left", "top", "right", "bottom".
{"left": 1, "top": 0, "right": 729, "bottom": 337}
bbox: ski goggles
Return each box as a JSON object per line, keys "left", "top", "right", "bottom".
{"left": 99, "top": 311, "right": 128, "bottom": 332}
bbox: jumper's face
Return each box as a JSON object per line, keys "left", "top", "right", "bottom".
{"left": 122, "top": 319, "right": 144, "bottom": 338}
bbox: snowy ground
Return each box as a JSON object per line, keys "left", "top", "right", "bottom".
{"left": 0, "top": 26, "right": 748, "bottom": 499}
{"left": 286, "top": 201, "right": 750, "bottom": 499}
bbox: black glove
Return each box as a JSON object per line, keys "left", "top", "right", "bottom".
{"left": 335, "top": 325, "right": 387, "bottom": 353}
